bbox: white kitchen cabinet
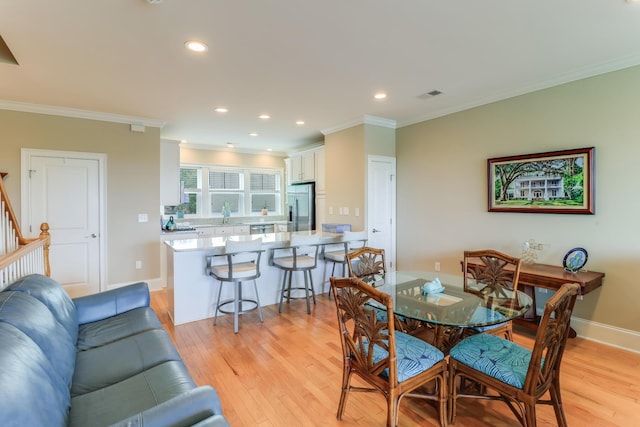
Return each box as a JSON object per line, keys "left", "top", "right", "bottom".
{"left": 160, "top": 140, "right": 181, "bottom": 206}
{"left": 233, "top": 225, "right": 250, "bottom": 235}
{"left": 275, "top": 223, "right": 289, "bottom": 232}
{"left": 290, "top": 150, "right": 315, "bottom": 183}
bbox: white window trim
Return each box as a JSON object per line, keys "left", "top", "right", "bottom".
{"left": 180, "top": 163, "right": 283, "bottom": 218}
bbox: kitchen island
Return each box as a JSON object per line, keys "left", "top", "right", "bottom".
{"left": 164, "top": 230, "right": 343, "bottom": 325}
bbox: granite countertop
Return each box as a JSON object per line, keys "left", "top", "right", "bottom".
{"left": 164, "top": 230, "right": 342, "bottom": 252}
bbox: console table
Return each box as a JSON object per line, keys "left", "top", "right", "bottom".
{"left": 463, "top": 261, "right": 604, "bottom": 337}
{"left": 515, "top": 263, "right": 604, "bottom": 336}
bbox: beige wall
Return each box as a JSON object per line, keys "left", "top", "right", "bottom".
{"left": 324, "top": 125, "right": 366, "bottom": 231}
{"left": 180, "top": 146, "right": 285, "bottom": 169}
{"left": 323, "top": 123, "right": 396, "bottom": 232}
{"left": 396, "top": 65, "right": 640, "bottom": 332}
{"left": 0, "top": 110, "right": 161, "bottom": 286}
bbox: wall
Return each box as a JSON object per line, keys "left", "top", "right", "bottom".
{"left": 180, "top": 146, "right": 285, "bottom": 169}
{"left": 323, "top": 123, "right": 396, "bottom": 233}
{"left": 396, "top": 65, "right": 640, "bottom": 339}
{"left": 324, "top": 125, "right": 366, "bottom": 231}
{"left": 0, "top": 109, "right": 161, "bottom": 287}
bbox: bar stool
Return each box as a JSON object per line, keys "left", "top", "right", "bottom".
{"left": 207, "top": 238, "right": 264, "bottom": 333}
{"left": 322, "top": 230, "right": 368, "bottom": 278}
{"left": 271, "top": 234, "right": 320, "bottom": 314}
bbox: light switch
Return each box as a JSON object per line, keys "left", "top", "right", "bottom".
{"left": 343, "top": 207, "right": 349, "bottom": 215}
{"left": 138, "top": 213, "right": 148, "bottom": 223}
{"left": 329, "top": 207, "right": 334, "bottom": 215}
{"left": 354, "top": 208, "right": 359, "bottom": 217}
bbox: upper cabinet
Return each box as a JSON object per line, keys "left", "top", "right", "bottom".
{"left": 290, "top": 150, "right": 315, "bottom": 182}
{"left": 289, "top": 146, "right": 324, "bottom": 185}
{"left": 160, "top": 140, "right": 181, "bottom": 206}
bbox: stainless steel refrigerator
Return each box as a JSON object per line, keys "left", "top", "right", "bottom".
{"left": 287, "top": 182, "right": 315, "bottom": 231}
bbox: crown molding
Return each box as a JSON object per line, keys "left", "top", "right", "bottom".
{"left": 0, "top": 99, "right": 165, "bottom": 128}
{"left": 363, "top": 115, "right": 396, "bottom": 128}
{"left": 321, "top": 115, "right": 396, "bottom": 135}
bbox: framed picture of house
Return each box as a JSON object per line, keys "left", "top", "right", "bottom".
{"left": 488, "top": 147, "right": 595, "bottom": 214}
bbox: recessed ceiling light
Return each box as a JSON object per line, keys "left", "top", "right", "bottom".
{"left": 267, "top": 148, "right": 273, "bottom": 152}
{"left": 296, "top": 120, "right": 305, "bottom": 125}
{"left": 226, "top": 142, "right": 234, "bottom": 148}
{"left": 180, "top": 139, "right": 188, "bottom": 144}
{"left": 214, "top": 107, "right": 228, "bottom": 113}
{"left": 185, "top": 40, "right": 208, "bottom": 52}
{"left": 374, "top": 92, "right": 387, "bottom": 100}
{"left": 249, "top": 132, "right": 258, "bottom": 137}
{"left": 259, "top": 114, "right": 270, "bottom": 120}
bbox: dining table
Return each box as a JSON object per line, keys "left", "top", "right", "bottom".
{"left": 360, "top": 271, "right": 533, "bottom": 352}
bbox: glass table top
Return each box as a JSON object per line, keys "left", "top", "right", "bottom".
{"left": 360, "top": 271, "right": 533, "bottom": 328}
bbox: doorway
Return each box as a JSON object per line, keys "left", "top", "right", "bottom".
{"left": 21, "top": 149, "right": 106, "bottom": 297}
{"left": 367, "top": 155, "right": 396, "bottom": 271}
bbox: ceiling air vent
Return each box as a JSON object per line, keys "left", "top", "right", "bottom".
{"left": 417, "top": 90, "right": 443, "bottom": 100}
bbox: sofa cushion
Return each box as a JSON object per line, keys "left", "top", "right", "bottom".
{"left": 0, "top": 291, "right": 76, "bottom": 387}
{"left": 68, "top": 361, "right": 197, "bottom": 427}
{"left": 6, "top": 273, "right": 78, "bottom": 344}
{"left": 76, "top": 306, "right": 162, "bottom": 350}
{"left": 0, "top": 323, "right": 71, "bottom": 427}
{"left": 72, "top": 329, "right": 182, "bottom": 396}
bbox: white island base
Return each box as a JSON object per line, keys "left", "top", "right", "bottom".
{"left": 165, "top": 231, "right": 343, "bottom": 325}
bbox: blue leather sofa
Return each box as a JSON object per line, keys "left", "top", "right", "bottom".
{"left": 0, "top": 274, "right": 230, "bottom": 427}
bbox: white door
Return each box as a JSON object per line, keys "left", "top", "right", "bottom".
{"left": 22, "top": 150, "right": 104, "bottom": 297}
{"left": 367, "top": 155, "right": 396, "bottom": 271}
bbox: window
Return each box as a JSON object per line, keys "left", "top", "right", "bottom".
{"left": 176, "top": 165, "right": 282, "bottom": 218}
{"left": 179, "top": 167, "right": 200, "bottom": 215}
{"left": 249, "top": 172, "right": 278, "bottom": 213}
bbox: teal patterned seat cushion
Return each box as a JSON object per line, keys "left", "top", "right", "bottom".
{"left": 469, "top": 306, "right": 507, "bottom": 332}
{"left": 449, "top": 333, "right": 533, "bottom": 389}
{"left": 367, "top": 331, "right": 444, "bottom": 383}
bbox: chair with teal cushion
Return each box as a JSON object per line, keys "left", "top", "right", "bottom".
{"left": 449, "top": 282, "right": 580, "bottom": 427}
{"left": 330, "top": 276, "right": 447, "bottom": 427}
{"left": 463, "top": 249, "right": 522, "bottom": 341}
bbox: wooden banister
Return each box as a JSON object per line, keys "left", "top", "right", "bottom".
{"left": 0, "top": 172, "right": 50, "bottom": 288}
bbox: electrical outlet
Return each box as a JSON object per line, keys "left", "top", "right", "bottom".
{"left": 355, "top": 207, "right": 360, "bottom": 217}
{"left": 329, "top": 206, "right": 334, "bottom": 215}
{"left": 435, "top": 261, "right": 441, "bottom": 271}
{"left": 135, "top": 260, "right": 142, "bottom": 269}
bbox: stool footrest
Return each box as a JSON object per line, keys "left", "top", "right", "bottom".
{"left": 216, "top": 298, "right": 260, "bottom": 316}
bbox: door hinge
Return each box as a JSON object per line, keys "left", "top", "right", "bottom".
{"left": 28, "top": 169, "right": 37, "bottom": 178}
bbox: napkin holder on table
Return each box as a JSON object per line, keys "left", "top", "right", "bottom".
{"left": 421, "top": 278, "right": 445, "bottom": 294}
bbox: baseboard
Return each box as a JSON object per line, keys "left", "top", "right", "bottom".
{"left": 105, "top": 277, "right": 163, "bottom": 292}
{"left": 572, "top": 316, "right": 640, "bottom": 354}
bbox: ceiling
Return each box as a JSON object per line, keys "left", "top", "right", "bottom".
{"left": 2, "top": 1, "right": 640, "bottom": 156}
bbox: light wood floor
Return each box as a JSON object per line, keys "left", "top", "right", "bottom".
{"left": 151, "top": 290, "right": 640, "bottom": 426}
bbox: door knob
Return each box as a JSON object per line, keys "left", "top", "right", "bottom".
{"left": 372, "top": 228, "right": 381, "bottom": 233}
{"left": 85, "top": 233, "right": 97, "bottom": 238}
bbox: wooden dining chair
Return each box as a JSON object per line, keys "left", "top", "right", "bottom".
{"left": 330, "top": 276, "right": 448, "bottom": 427}
{"left": 463, "top": 249, "right": 522, "bottom": 340}
{"left": 448, "top": 282, "right": 580, "bottom": 427}
{"left": 346, "top": 246, "right": 386, "bottom": 281}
